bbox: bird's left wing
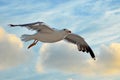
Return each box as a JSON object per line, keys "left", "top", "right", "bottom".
{"left": 9, "top": 22, "right": 54, "bottom": 33}
{"left": 64, "top": 33, "right": 95, "bottom": 60}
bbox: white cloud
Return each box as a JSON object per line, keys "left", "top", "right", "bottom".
{"left": 0, "top": 27, "right": 33, "bottom": 70}
{"left": 68, "top": 78, "right": 73, "bottom": 80}
{"left": 96, "top": 43, "right": 120, "bottom": 75}
{"left": 36, "top": 40, "right": 120, "bottom": 76}
{"left": 36, "top": 41, "right": 94, "bottom": 73}
{"left": 105, "top": 8, "right": 120, "bottom": 16}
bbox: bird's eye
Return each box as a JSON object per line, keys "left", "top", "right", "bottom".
{"left": 63, "top": 29, "right": 66, "bottom": 31}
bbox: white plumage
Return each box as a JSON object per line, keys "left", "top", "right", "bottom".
{"left": 9, "top": 22, "right": 95, "bottom": 60}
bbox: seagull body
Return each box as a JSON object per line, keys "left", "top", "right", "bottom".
{"left": 9, "top": 22, "right": 95, "bottom": 60}
{"left": 22, "top": 29, "right": 66, "bottom": 43}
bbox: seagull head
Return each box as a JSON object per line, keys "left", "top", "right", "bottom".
{"left": 63, "top": 29, "right": 71, "bottom": 33}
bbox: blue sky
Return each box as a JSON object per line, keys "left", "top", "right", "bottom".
{"left": 0, "top": 0, "right": 120, "bottom": 80}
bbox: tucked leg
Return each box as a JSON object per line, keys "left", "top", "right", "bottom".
{"left": 28, "top": 40, "right": 38, "bottom": 49}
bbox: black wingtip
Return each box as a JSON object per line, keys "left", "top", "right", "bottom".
{"left": 8, "top": 24, "right": 15, "bottom": 27}
{"left": 88, "top": 47, "right": 96, "bottom": 60}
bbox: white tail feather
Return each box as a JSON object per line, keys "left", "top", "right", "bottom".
{"left": 21, "top": 34, "right": 33, "bottom": 42}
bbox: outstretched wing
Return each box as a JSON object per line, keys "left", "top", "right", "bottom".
{"left": 64, "top": 33, "right": 95, "bottom": 60}
{"left": 9, "top": 22, "right": 54, "bottom": 33}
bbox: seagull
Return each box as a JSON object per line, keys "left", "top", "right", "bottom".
{"left": 9, "top": 22, "right": 95, "bottom": 60}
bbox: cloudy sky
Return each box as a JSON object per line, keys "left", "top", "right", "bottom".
{"left": 0, "top": 0, "right": 120, "bottom": 80}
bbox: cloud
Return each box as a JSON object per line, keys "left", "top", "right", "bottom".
{"left": 36, "top": 41, "right": 93, "bottom": 74}
{"left": 0, "top": 27, "right": 33, "bottom": 70}
{"left": 96, "top": 43, "right": 120, "bottom": 75}
{"left": 82, "top": 8, "right": 120, "bottom": 47}
{"left": 105, "top": 8, "right": 120, "bottom": 16}
{"left": 36, "top": 41, "right": 120, "bottom": 76}
{"left": 68, "top": 78, "right": 73, "bottom": 80}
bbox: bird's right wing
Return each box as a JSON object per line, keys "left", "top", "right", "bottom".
{"left": 64, "top": 33, "right": 95, "bottom": 60}
{"left": 9, "top": 22, "right": 54, "bottom": 33}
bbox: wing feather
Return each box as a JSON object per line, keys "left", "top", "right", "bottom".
{"left": 9, "top": 22, "right": 54, "bottom": 33}
{"left": 64, "top": 33, "right": 95, "bottom": 60}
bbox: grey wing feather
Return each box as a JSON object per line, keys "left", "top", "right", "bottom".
{"left": 9, "top": 22, "right": 54, "bottom": 32}
{"left": 64, "top": 33, "right": 95, "bottom": 60}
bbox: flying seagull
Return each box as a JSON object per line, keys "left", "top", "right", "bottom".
{"left": 9, "top": 22, "right": 95, "bottom": 60}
